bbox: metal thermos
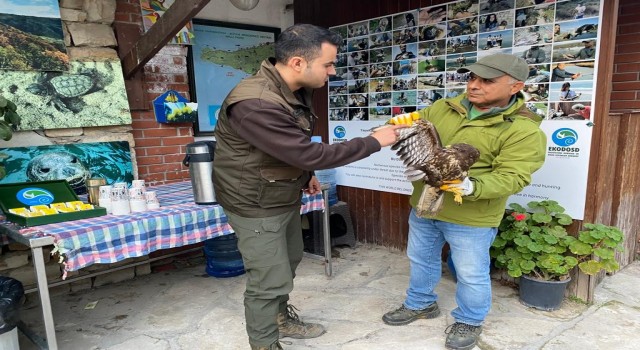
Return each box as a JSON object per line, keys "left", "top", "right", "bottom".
{"left": 183, "top": 141, "right": 217, "bottom": 204}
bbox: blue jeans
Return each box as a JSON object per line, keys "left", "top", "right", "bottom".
{"left": 404, "top": 209, "right": 497, "bottom": 326}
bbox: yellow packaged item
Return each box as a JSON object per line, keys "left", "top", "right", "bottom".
{"left": 8, "top": 207, "right": 30, "bottom": 215}
{"left": 37, "top": 208, "right": 59, "bottom": 215}
{"left": 30, "top": 205, "right": 50, "bottom": 211}
{"left": 56, "top": 207, "right": 77, "bottom": 213}
{"left": 66, "top": 201, "right": 85, "bottom": 209}
{"left": 77, "top": 203, "right": 95, "bottom": 210}
{"left": 50, "top": 203, "right": 69, "bottom": 210}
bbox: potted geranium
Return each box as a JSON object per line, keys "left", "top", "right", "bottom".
{"left": 491, "top": 200, "right": 624, "bottom": 310}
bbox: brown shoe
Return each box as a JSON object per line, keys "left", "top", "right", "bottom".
{"left": 277, "top": 305, "right": 326, "bottom": 339}
{"left": 250, "top": 340, "right": 283, "bottom": 350}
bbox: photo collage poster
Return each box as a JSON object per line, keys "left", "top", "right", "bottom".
{"left": 328, "top": 0, "right": 601, "bottom": 123}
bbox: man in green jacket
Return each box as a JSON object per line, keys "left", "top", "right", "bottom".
{"left": 213, "top": 24, "right": 405, "bottom": 350}
{"left": 382, "top": 53, "right": 547, "bottom": 350}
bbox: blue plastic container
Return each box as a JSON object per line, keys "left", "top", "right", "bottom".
{"left": 311, "top": 136, "right": 339, "bottom": 206}
{"left": 203, "top": 234, "right": 245, "bottom": 278}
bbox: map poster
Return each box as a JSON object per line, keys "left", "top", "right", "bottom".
{"left": 188, "top": 20, "right": 280, "bottom": 135}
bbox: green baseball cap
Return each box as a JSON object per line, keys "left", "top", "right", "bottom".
{"left": 457, "top": 53, "right": 529, "bottom": 82}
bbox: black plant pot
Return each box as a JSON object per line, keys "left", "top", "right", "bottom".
{"left": 519, "top": 275, "right": 571, "bottom": 311}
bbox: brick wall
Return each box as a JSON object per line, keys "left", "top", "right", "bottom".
{"left": 611, "top": 0, "right": 640, "bottom": 112}
{"left": 115, "top": 0, "right": 193, "bottom": 185}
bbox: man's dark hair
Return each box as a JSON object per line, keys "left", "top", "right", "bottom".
{"left": 275, "top": 24, "right": 342, "bottom": 64}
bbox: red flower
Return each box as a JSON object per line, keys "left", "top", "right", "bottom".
{"left": 511, "top": 212, "right": 526, "bottom": 221}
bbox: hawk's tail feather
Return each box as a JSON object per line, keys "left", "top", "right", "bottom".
{"left": 415, "top": 185, "right": 444, "bottom": 217}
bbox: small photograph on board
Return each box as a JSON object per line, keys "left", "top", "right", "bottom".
{"left": 419, "top": 22, "right": 448, "bottom": 41}
{"left": 512, "top": 44, "right": 552, "bottom": 64}
{"left": 369, "top": 107, "right": 392, "bottom": 121}
{"left": 448, "top": 17, "right": 479, "bottom": 37}
{"left": 392, "top": 76, "right": 417, "bottom": 91}
{"left": 370, "top": 32, "right": 393, "bottom": 49}
{"left": 417, "top": 73, "right": 446, "bottom": 90}
{"left": 514, "top": 4, "right": 555, "bottom": 28}
{"left": 446, "top": 34, "right": 478, "bottom": 54}
{"left": 369, "top": 63, "right": 392, "bottom": 78}
{"left": 418, "top": 39, "right": 446, "bottom": 58}
{"left": 522, "top": 83, "right": 549, "bottom": 102}
{"left": 370, "top": 47, "right": 393, "bottom": 63}
{"left": 552, "top": 18, "right": 598, "bottom": 43}
{"left": 417, "top": 89, "right": 444, "bottom": 106}
{"left": 347, "top": 21, "right": 369, "bottom": 37}
{"left": 393, "top": 10, "right": 418, "bottom": 29}
{"left": 418, "top": 5, "right": 447, "bottom": 25}
{"left": 393, "top": 59, "right": 418, "bottom": 75}
{"left": 417, "top": 56, "right": 446, "bottom": 74}
{"left": 550, "top": 61, "right": 594, "bottom": 82}
{"left": 513, "top": 24, "right": 554, "bottom": 46}
{"left": 552, "top": 39, "right": 596, "bottom": 62}
{"left": 349, "top": 107, "right": 369, "bottom": 121}
{"left": 393, "top": 91, "right": 417, "bottom": 106}
{"left": 526, "top": 63, "right": 551, "bottom": 84}
{"left": 348, "top": 93, "right": 368, "bottom": 108}
{"left": 548, "top": 101, "right": 592, "bottom": 121}
{"left": 370, "top": 16, "right": 392, "bottom": 33}
{"left": 447, "top": 0, "right": 480, "bottom": 20}
{"left": 370, "top": 92, "right": 392, "bottom": 106}
{"left": 555, "top": 0, "right": 600, "bottom": 21}
{"left": 393, "top": 27, "right": 419, "bottom": 45}
{"left": 479, "top": 10, "right": 515, "bottom": 33}
{"left": 479, "top": 0, "right": 516, "bottom": 14}
{"left": 549, "top": 80, "right": 593, "bottom": 102}
{"left": 329, "top": 108, "right": 348, "bottom": 121}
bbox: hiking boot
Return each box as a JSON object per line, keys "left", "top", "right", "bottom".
{"left": 382, "top": 302, "right": 440, "bottom": 326}
{"left": 277, "top": 305, "right": 326, "bottom": 339}
{"left": 445, "top": 322, "right": 482, "bottom": 350}
{"left": 250, "top": 340, "right": 283, "bottom": 350}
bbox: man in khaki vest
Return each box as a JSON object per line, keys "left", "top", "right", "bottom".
{"left": 213, "top": 23, "right": 406, "bottom": 350}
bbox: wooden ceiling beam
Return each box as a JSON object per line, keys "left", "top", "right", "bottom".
{"left": 121, "top": 0, "right": 212, "bottom": 78}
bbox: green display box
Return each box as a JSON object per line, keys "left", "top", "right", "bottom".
{"left": 0, "top": 180, "right": 107, "bottom": 227}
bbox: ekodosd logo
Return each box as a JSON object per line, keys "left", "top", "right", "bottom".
{"left": 333, "top": 126, "right": 346, "bottom": 138}
{"left": 16, "top": 187, "right": 55, "bottom": 206}
{"left": 551, "top": 128, "right": 578, "bottom": 147}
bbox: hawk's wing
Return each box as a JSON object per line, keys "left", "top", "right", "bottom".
{"left": 391, "top": 119, "right": 442, "bottom": 181}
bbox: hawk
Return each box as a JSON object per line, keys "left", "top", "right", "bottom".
{"left": 391, "top": 119, "right": 480, "bottom": 217}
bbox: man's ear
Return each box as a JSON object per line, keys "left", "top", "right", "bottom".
{"left": 289, "top": 56, "right": 305, "bottom": 72}
{"left": 511, "top": 81, "right": 525, "bottom": 95}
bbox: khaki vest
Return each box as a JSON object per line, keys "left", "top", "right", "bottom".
{"left": 213, "top": 59, "right": 315, "bottom": 217}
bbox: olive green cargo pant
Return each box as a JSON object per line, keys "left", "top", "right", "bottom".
{"left": 226, "top": 209, "right": 303, "bottom": 347}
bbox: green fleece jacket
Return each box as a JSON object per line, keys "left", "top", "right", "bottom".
{"left": 410, "top": 92, "right": 547, "bottom": 227}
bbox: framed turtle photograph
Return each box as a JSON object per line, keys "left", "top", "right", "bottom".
{"left": 0, "top": 59, "right": 132, "bottom": 130}
{"left": 0, "top": 141, "right": 134, "bottom": 195}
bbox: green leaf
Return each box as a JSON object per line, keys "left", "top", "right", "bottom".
{"left": 600, "top": 259, "right": 620, "bottom": 273}
{"left": 569, "top": 240, "right": 593, "bottom": 255}
{"left": 520, "top": 260, "right": 536, "bottom": 272}
{"left": 526, "top": 241, "right": 543, "bottom": 252}
{"left": 578, "top": 260, "right": 602, "bottom": 275}
{"left": 6, "top": 100, "right": 16, "bottom": 112}
{"left": 542, "top": 234, "right": 558, "bottom": 244}
{"left": 4, "top": 110, "right": 20, "bottom": 126}
{"left": 0, "top": 121, "right": 12, "bottom": 141}
{"left": 593, "top": 247, "right": 615, "bottom": 260}
{"left": 0, "top": 96, "right": 7, "bottom": 108}
{"left": 532, "top": 212, "right": 552, "bottom": 224}
{"left": 492, "top": 236, "right": 506, "bottom": 248}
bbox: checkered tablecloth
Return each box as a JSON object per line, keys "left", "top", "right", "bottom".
{"left": 0, "top": 181, "right": 324, "bottom": 278}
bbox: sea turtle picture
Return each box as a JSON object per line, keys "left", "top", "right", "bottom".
{"left": 25, "top": 62, "right": 113, "bottom": 113}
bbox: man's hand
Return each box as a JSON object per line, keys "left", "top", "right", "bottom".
{"left": 304, "top": 176, "right": 321, "bottom": 195}
{"left": 370, "top": 124, "right": 409, "bottom": 147}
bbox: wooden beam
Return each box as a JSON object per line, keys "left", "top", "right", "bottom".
{"left": 121, "top": 0, "right": 212, "bottom": 78}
